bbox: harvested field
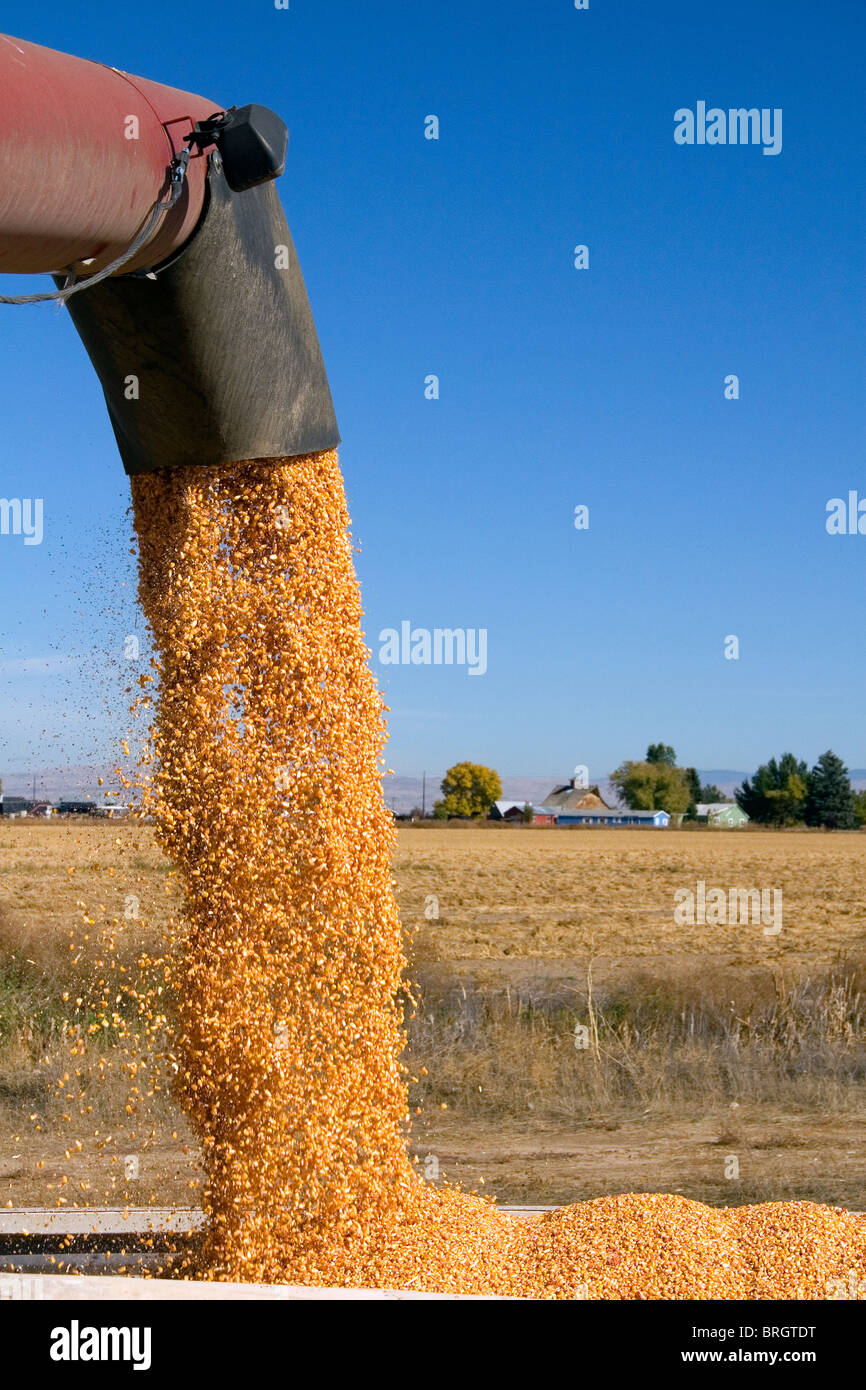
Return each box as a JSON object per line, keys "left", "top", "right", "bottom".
{"left": 3, "top": 821, "right": 863, "bottom": 970}
{"left": 396, "top": 825, "right": 866, "bottom": 967}
{"left": 1, "top": 821, "right": 864, "bottom": 1213}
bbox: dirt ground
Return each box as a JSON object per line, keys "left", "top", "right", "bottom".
{"left": 4, "top": 1112, "right": 865, "bottom": 1212}
{"left": 408, "top": 1111, "right": 866, "bottom": 1209}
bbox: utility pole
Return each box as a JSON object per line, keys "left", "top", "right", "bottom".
{"left": 421, "top": 771, "right": 426, "bottom": 819}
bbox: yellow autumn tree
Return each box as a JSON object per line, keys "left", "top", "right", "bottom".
{"left": 434, "top": 761, "right": 502, "bottom": 819}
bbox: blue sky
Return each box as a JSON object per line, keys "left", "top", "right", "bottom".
{"left": 0, "top": 0, "right": 864, "bottom": 789}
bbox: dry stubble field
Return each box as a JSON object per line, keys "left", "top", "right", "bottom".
{"left": 0, "top": 821, "right": 864, "bottom": 1210}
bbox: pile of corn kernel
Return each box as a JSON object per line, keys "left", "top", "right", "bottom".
{"left": 130, "top": 450, "right": 866, "bottom": 1298}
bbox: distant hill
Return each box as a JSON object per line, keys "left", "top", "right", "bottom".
{"left": 0, "top": 763, "right": 130, "bottom": 805}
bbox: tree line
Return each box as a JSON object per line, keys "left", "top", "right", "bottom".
{"left": 612, "top": 745, "right": 864, "bottom": 828}
{"left": 426, "top": 747, "right": 865, "bottom": 828}
{"left": 735, "top": 751, "right": 864, "bottom": 829}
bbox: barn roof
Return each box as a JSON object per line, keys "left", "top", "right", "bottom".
{"left": 542, "top": 780, "right": 610, "bottom": 810}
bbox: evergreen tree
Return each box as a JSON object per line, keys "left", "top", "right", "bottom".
{"left": 684, "top": 767, "right": 701, "bottom": 820}
{"left": 803, "top": 750, "right": 857, "bottom": 829}
{"left": 699, "top": 784, "right": 730, "bottom": 803}
{"left": 736, "top": 753, "right": 808, "bottom": 826}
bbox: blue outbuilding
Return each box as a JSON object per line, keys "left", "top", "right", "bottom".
{"left": 553, "top": 809, "right": 670, "bottom": 828}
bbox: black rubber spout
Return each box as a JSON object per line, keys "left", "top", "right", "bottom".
{"left": 61, "top": 153, "right": 340, "bottom": 476}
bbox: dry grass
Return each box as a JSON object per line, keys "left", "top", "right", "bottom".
{"left": 0, "top": 823, "right": 186, "bottom": 1200}
{"left": 0, "top": 820, "right": 172, "bottom": 982}
{"left": 405, "top": 967, "right": 866, "bottom": 1122}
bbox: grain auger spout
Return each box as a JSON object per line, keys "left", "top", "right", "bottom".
{"left": 0, "top": 33, "right": 340, "bottom": 475}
